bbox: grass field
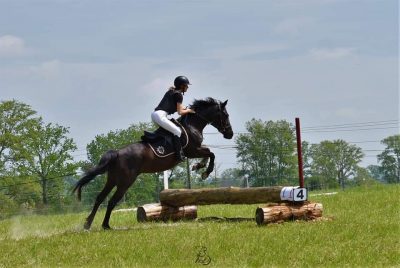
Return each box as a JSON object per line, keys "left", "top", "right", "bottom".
{"left": 0, "top": 184, "right": 399, "bottom": 267}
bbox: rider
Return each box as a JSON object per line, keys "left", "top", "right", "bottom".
{"left": 152, "top": 76, "right": 195, "bottom": 161}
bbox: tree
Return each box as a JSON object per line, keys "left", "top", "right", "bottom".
{"left": 0, "top": 100, "right": 42, "bottom": 212}
{"left": 0, "top": 99, "right": 79, "bottom": 213}
{"left": 378, "top": 135, "right": 400, "bottom": 183}
{"left": 219, "top": 168, "right": 245, "bottom": 187}
{"left": 83, "top": 122, "right": 161, "bottom": 206}
{"left": 0, "top": 100, "right": 39, "bottom": 174}
{"left": 86, "top": 122, "right": 154, "bottom": 164}
{"left": 367, "top": 165, "right": 384, "bottom": 182}
{"left": 311, "top": 140, "right": 364, "bottom": 189}
{"left": 301, "top": 141, "right": 313, "bottom": 179}
{"left": 235, "top": 119, "right": 297, "bottom": 186}
{"left": 16, "top": 120, "right": 78, "bottom": 205}
{"left": 310, "top": 142, "right": 337, "bottom": 188}
{"left": 302, "top": 141, "right": 324, "bottom": 190}
{"left": 352, "top": 167, "right": 378, "bottom": 186}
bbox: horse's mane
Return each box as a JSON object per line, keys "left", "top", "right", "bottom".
{"left": 178, "top": 97, "right": 219, "bottom": 123}
{"left": 189, "top": 97, "right": 219, "bottom": 111}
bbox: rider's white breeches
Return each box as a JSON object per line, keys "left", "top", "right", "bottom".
{"left": 151, "top": 110, "right": 182, "bottom": 137}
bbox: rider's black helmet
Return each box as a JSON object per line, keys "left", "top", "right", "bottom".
{"left": 174, "top": 76, "right": 191, "bottom": 88}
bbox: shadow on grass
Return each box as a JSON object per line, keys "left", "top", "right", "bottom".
{"left": 196, "top": 216, "right": 254, "bottom": 223}
{"left": 54, "top": 217, "right": 257, "bottom": 236}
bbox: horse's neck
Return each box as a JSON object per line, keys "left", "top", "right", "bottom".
{"left": 180, "top": 114, "right": 208, "bottom": 134}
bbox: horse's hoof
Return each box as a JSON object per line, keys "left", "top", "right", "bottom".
{"left": 192, "top": 164, "right": 198, "bottom": 171}
{"left": 84, "top": 222, "right": 91, "bottom": 230}
{"left": 102, "top": 224, "right": 112, "bottom": 230}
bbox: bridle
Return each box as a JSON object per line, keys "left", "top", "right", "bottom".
{"left": 193, "top": 103, "right": 229, "bottom": 134}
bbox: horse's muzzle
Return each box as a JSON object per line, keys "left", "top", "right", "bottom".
{"left": 223, "top": 130, "right": 234, "bottom": 139}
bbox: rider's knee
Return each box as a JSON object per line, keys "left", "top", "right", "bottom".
{"left": 174, "top": 128, "right": 182, "bottom": 137}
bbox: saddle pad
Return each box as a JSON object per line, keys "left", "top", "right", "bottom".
{"left": 146, "top": 122, "right": 189, "bottom": 158}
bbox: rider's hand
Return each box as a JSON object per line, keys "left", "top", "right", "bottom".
{"left": 185, "top": 106, "right": 195, "bottom": 114}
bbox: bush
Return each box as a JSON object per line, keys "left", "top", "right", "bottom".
{"left": 0, "top": 193, "right": 18, "bottom": 219}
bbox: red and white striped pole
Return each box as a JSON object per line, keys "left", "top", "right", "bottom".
{"left": 295, "top": 118, "right": 305, "bottom": 188}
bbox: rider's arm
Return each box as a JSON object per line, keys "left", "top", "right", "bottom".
{"left": 177, "top": 103, "right": 195, "bottom": 115}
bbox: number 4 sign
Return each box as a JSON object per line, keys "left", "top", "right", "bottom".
{"left": 280, "top": 187, "right": 308, "bottom": 202}
{"left": 293, "top": 188, "right": 307, "bottom": 201}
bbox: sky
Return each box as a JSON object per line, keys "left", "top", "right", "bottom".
{"left": 0, "top": 0, "right": 398, "bottom": 174}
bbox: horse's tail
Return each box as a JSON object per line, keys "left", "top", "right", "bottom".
{"left": 73, "top": 150, "right": 118, "bottom": 201}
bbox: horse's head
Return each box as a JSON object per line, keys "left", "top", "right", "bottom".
{"left": 210, "top": 99, "right": 234, "bottom": 139}
{"left": 190, "top": 98, "right": 233, "bottom": 139}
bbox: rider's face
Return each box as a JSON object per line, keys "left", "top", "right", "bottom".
{"left": 181, "top": 84, "right": 189, "bottom": 92}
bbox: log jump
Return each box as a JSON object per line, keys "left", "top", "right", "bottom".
{"left": 137, "top": 186, "right": 323, "bottom": 225}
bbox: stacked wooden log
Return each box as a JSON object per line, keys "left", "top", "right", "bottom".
{"left": 159, "top": 186, "right": 284, "bottom": 206}
{"left": 255, "top": 202, "right": 323, "bottom": 225}
{"left": 137, "top": 203, "right": 197, "bottom": 222}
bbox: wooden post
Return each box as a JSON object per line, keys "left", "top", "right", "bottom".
{"left": 160, "top": 186, "right": 284, "bottom": 207}
{"left": 163, "top": 171, "right": 169, "bottom": 190}
{"left": 255, "top": 202, "right": 323, "bottom": 225}
{"left": 295, "top": 118, "right": 305, "bottom": 188}
{"left": 186, "top": 158, "right": 191, "bottom": 189}
{"left": 137, "top": 203, "right": 197, "bottom": 222}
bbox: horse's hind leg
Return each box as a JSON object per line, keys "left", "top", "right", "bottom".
{"left": 84, "top": 178, "right": 115, "bottom": 230}
{"left": 101, "top": 174, "right": 137, "bottom": 230}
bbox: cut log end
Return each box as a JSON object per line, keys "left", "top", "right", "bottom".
{"left": 255, "top": 207, "right": 266, "bottom": 225}
{"left": 136, "top": 207, "right": 147, "bottom": 222}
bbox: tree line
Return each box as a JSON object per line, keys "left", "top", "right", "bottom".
{"left": 233, "top": 119, "right": 399, "bottom": 189}
{"left": 1, "top": 100, "right": 399, "bottom": 217}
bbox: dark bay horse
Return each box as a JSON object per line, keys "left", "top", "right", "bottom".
{"left": 73, "top": 97, "right": 233, "bottom": 230}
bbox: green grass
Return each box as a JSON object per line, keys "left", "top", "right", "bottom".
{"left": 0, "top": 184, "right": 399, "bottom": 267}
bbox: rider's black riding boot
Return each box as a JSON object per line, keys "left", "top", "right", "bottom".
{"left": 172, "top": 135, "right": 185, "bottom": 161}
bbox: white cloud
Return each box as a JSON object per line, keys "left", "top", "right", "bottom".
{"left": 309, "top": 47, "right": 355, "bottom": 60}
{"left": 0, "top": 35, "right": 29, "bottom": 57}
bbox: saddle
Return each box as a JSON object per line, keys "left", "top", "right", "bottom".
{"left": 141, "top": 119, "right": 188, "bottom": 158}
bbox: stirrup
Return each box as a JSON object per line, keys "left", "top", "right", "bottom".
{"left": 176, "top": 150, "right": 186, "bottom": 161}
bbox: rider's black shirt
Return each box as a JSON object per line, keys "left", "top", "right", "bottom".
{"left": 155, "top": 89, "right": 183, "bottom": 115}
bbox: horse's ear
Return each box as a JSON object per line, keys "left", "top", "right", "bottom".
{"left": 222, "top": 100, "right": 228, "bottom": 107}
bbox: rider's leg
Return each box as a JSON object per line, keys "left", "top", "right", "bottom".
{"left": 172, "top": 135, "right": 185, "bottom": 161}
{"left": 151, "top": 111, "right": 184, "bottom": 160}
{"left": 151, "top": 110, "right": 182, "bottom": 136}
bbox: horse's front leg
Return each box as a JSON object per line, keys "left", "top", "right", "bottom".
{"left": 203, "top": 151, "right": 215, "bottom": 179}
{"left": 192, "top": 157, "right": 208, "bottom": 171}
{"left": 188, "top": 146, "right": 215, "bottom": 180}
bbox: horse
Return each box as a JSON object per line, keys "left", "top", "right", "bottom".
{"left": 73, "top": 97, "right": 233, "bottom": 230}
